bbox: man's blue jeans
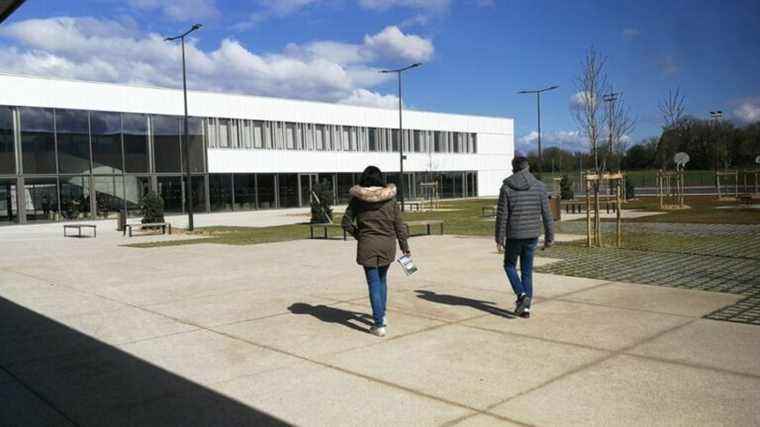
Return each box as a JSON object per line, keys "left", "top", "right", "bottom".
{"left": 503, "top": 238, "right": 538, "bottom": 302}
{"left": 363, "top": 265, "right": 389, "bottom": 327}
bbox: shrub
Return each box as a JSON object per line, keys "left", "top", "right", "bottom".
{"left": 560, "top": 175, "right": 575, "bottom": 200}
{"left": 310, "top": 182, "right": 333, "bottom": 224}
{"left": 140, "top": 191, "right": 165, "bottom": 224}
{"left": 625, "top": 179, "right": 636, "bottom": 200}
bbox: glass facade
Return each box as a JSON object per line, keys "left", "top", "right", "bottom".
{"left": 56, "top": 109, "right": 91, "bottom": 175}
{"left": 0, "top": 107, "right": 14, "bottom": 175}
{"left": 1, "top": 103, "right": 482, "bottom": 225}
{"left": 20, "top": 107, "right": 56, "bottom": 175}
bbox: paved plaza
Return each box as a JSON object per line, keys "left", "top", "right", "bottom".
{"left": 1, "top": 225, "right": 760, "bottom": 426}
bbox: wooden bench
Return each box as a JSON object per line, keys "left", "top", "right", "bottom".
{"left": 63, "top": 224, "right": 97, "bottom": 238}
{"left": 124, "top": 222, "right": 172, "bottom": 237}
{"left": 481, "top": 206, "right": 497, "bottom": 217}
{"left": 309, "top": 223, "right": 347, "bottom": 240}
{"left": 405, "top": 220, "right": 444, "bottom": 236}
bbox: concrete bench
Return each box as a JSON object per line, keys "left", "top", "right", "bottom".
{"left": 63, "top": 224, "right": 97, "bottom": 238}
{"left": 481, "top": 206, "right": 497, "bottom": 217}
{"left": 124, "top": 222, "right": 172, "bottom": 237}
{"left": 405, "top": 220, "right": 444, "bottom": 236}
{"left": 309, "top": 223, "right": 347, "bottom": 240}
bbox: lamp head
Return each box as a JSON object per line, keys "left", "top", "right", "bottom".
{"left": 192, "top": 24, "right": 202, "bottom": 30}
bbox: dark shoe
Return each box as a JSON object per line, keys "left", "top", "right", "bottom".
{"left": 519, "top": 308, "right": 531, "bottom": 319}
{"left": 515, "top": 294, "right": 531, "bottom": 316}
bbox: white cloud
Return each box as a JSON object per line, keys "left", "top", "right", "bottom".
{"left": 734, "top": 100, "right": 760, "bottom": 123}
{"left": 0, "top": 17, "right": 428, "bottom": 106}
{"left": 358, "top": 0, "right": 451, "bottom": 12}
{"left": 128, "top": 0, "right": 220, "bottom": 21}
{"left": 519, "top": 130, "right": 589, "bottom": 153}
{"left": 622, "top": 28, "right": 640, "bottom": 40}
{"left": 340, "top": 89, "right": 399, "bottom": 109}
{"left": 363, "top": 26, "right": 434, "bottom": 62}
{"left": 570, "top": 91, "right": 598, "bottom": 110}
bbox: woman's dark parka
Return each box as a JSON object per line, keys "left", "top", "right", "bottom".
{"left": 341, "top": 184, "right": 410, "bottom": 267}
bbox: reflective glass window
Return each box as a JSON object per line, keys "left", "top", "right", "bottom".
{"left": 278, "top": 173, "right": 299, "bottom": 207}
{"left": 60, "top": 175, "right": 91, "bottom": 219}
{"left": 25, "top": 177, "right": 58, "bottom": 221}
{"left": 123, "top": 114, "right": 149, "bottom": 173}
{"left": 20, "top": 107, "right": 56, "bottom": 174}
{"left": 209, "top": 174, "right": 233, "bottom": 211}
{"left": 153, "top": 115, "right": 181, "bottom": 173}
{"left": 94, "top": 175, "right": 124, "bottom": 218}
{"left": 91, "top": 111, "right": 123, "bottom": 174}
{"left": 56, "top": 109, "right": 91, "bottom": 174}
{"left": 234, "top": 174, "right": 256, "bottom": 210}
{"left": 157, "top": 176, "right": 183, "bottom": 212}
{"left": 257, "top": 174, "right": 276, "bottom": 208}
{"left": 182, "top": 117, "right": 205, "bottom": 173}
{"left": 0, "top": 107, "right": 14, "bottom": 174}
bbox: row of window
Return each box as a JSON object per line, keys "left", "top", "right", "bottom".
{"left": 206, "top": 118, "right": 478, "bottom": 154}
{"left": 0, "top": 106, "right": 204, "bottom": 176}
{"left": 0, "top": 171, "right": 478, "bottom": 224}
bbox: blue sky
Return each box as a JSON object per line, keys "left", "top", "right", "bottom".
{"left": 1, "top": 0, "right": 759, "bottom": 152}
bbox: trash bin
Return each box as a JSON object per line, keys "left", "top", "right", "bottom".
{"left": 117, "top": 209, "right": 126, "bottom": 231}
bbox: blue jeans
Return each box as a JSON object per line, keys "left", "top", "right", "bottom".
{"left": 363, "top": 265, "right": 389, "bottom": 327}
{"left": 504, "top": 238, "right": 538, "bottom": 302}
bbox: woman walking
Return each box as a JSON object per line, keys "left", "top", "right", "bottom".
{"left": 342, "top": 166, "right": 410, "bottom": 337}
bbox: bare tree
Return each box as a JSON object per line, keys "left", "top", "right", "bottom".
{"left": 659, "top": 87, "right": 686, "bottom": 129}
{"left": 572, "top": 47, "right": 607, "bottom": 172}
{"left": 603, "top": 90, "right": 635, "bottom": 170}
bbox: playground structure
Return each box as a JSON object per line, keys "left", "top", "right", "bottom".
{"left": 656, "top": 170, "right": 686, "bottom": 209}
{"left": 418, "top": 182, "right": 440, "bottom": 211}
{"left": 584, "top": 171, "right": 624, "bottom": 248}
{"left": 716, "top": 170, "right": 739, "bottom": 200}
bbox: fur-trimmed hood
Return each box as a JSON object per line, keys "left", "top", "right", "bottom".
{"left": 349, "top": 184, "right": 397, "bottom": 203}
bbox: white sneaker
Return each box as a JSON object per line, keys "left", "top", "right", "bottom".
{"left": 382, "top": 315, "right": 388, "bottom": 327}
{"left": 370, "top": 326, "right": 387, "bottom": 337}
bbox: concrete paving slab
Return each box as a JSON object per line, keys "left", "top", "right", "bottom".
{"left": 214, "top": 360, "right": 473, "bottom": 427}
{"left": 463, "top": 300, "right": 692, "bottom": 351}
{"left": 0, "top": 270, "right": 53, "bottom": 292}
{"left": 119, "top": 329, "right": 301, "bottom": 388}
{"left": 491, "top": 354, "right": 760, "bottom": 426}
{"left": 322, "top": 325, "right": 607, "bottom": 409}
{"left": 561, "top": 282, "right": 744, "bottom": 317}
{"left": 145, "top": 288, "right": 328, "bottom": 327}
{"left": 628, "top": 319, "right": 760, "bottom": 376}
{"left": 465, "top": 271, "right": 610, "bottom": 298}
{"left": 219, "top": 302, "right": 444, "bottom": 359}
{"left": 364, "top": 286, "right": 520, "bottom": 322}
{"left": 450, "top": 413, "right": 523, "bottom": 426}
{"left": 0, "top": 381, "right": 76, "bottom": 427}
{"left": 0, "top": 284, "right": 126, "bottom": 318}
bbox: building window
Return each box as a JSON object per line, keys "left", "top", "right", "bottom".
{"left": 91, "top": 111, "right": 122, "bottom": 175}
{"left": 234, "top": 173, "right": 256, "bottom": 209}
{"left": 56, "top": 109, "right": 91, "bottom": 175}
{"left": 20, "top": 107, "right": 56, "bottom": 175}
{"left": 209, "top": 174, "right": 233, "bottom": 211}
{"left": 257, "top": 173, "right": 276, "bottom": 208}
{"left": 152, "top": 115, "right": 182, "bottom": 173}
{"left": 123, "top": 113, "right": 149, "bottom": 173}
{"left": 285, "top": 123, "right": 295, "bottom": 150}
{"left": 184, "top": 117, "right": 205, "bottom": 173}
{"left": 218, "top": 119, "right": 230, "bottom": 148}
{"left": 0, "top": 106, "right": 15, "bottom": 175}
{"left": 157, "top": 176, "right": 183, "bottom": 212}
{"left": 253, "top": 121, "right": 264, "bottom": 149}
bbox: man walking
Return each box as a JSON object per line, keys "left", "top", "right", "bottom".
{"left": 495, "top": 151, "right": 555, "bottom": 318}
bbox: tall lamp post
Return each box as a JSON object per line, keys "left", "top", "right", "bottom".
{"left": 380, "top": 63, "right": 422, "bottom": 212}
{"left": 165, "top": 24, "right": 202, "bottom": 231}
{"left": 518, "top": 85, "right": 559, "bottom": 177}
{"left": 603, "top": 91, "right": 620, "bottom": 171}
{"left": 710, "top": 110, "right": 723, "bottom": 173}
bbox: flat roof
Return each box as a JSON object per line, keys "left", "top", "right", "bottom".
{"left": 0, "top": 0, "right": 25, "bottom": 24}
{"left": 0, "top": 73, "right": 513, "bottom": 135}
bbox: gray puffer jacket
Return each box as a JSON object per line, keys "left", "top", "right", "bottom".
{"left": 495, "top": 169, "right": 555, "bottom": 245}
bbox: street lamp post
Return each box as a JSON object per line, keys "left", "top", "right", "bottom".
{"left": 380, "top": 63, "right": 422, "bottom": 212}
{"left": 710, "top": 110, "right": 723, "bottom": 173}
{"left": 165, "top": 24, "right": 202, "bottom": 231}
{"left": 518, "top": 85, "right": 559, "bottom": 177}
{"left": 603, "top": 91, "right": 621, "bottom": 171}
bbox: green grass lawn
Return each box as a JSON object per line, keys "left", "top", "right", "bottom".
{"left": 127, "top": 195, "right": 759, "bottom": 249}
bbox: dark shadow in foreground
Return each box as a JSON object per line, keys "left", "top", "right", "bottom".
{"left": 414, "top": 290, "right": 516, "bottom": 319}
{"left": 288, "top": 303, "right": 374, "bottom": 333}
{"left": 0, "top": 296, "right": 291, "bottom": 427}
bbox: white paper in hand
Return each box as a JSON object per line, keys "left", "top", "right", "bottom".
{"left": 397, "top": 255, "right": 418, "bottom": 276}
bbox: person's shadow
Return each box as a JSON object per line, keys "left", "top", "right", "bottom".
{"left": 414, "top": 290, "right": 516, "bottom": 319}
{"left": 288, "top": 303, "right": 375, "bottom": 334}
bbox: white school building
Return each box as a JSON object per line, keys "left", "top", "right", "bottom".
{"left": 0, "top": 74, "right": 514, "bottom": 225}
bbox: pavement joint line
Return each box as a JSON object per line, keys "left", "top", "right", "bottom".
{"left": 481, "top": 318, "right": 700, "bottom": 413}
{"left": 459, "top": 323, "right": 616, "bottom": 354}
{"left": 618, "top": 351, "right": 760, "bottom": 381}
{"left": 548, "top": 297, "right": 704, "bottom": 319}
{"left": 0, "top": 365, "right": 81, "bottom": 427}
